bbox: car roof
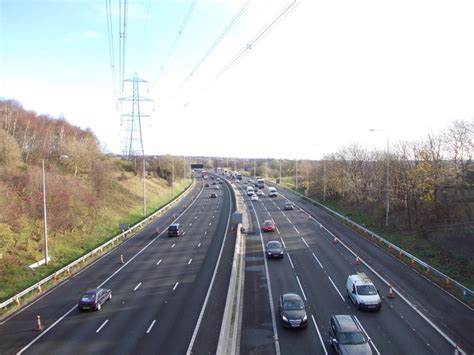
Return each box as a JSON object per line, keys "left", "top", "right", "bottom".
{"left": 83, "top": 288, "right": 102, "bottom": 294}
{"left": 282, "top": 293, "right": 303, "bottom": 301}
{"left": 169, "top": 223, "right": 180, "bottom": 228}
{"left": 263, "top": 220, "right": 273, "bottom": 223}
{"left": 267, "top": 240, "right": 282, "bottom": 246}
{"left": 333, "top": 315, "right": 360, "bottom": 332}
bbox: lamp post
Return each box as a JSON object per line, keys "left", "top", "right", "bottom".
{"left": 42, "top": 155, "right": 69, "bottom": 265}
{"left": 369, "top": 129, "right": 390, "bottom": 227}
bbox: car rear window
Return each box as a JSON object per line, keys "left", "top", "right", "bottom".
{"left": 168, "top": 225, "right": 178, "bottom": 231}
{"left": 81, "top": 293, "right": 95, "bottom": 301}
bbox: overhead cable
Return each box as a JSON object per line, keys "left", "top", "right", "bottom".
{"left": 105, "top": 0, "right": 116, "bottom": 96}
{"left": 151, "top": 0, "right": 199, "bottom": 89}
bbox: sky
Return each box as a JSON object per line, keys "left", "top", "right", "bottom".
{"left": 1, "top": 0, "right": 473, "bottom": 159}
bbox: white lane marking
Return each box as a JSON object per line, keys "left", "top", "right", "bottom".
{"left": 173, "top": 282, "right": 179, "bottom": 291}
{"left": 293, "top": 225, "right": 300, "bottom": 234}
{"left": 311, "top": 315, "right": 329, "bottom": 355}
{"left": 171, "top": 243, "right": 175, "bottom": 248}
{"left": 281, "top": 211, "right": 288, "bottom": 218}
{"left": 133, "top": 282, "right": 142, "bottom": 291}
{"left": 354, "top": 316, "right": 381, "bottom": 355}
{"left": 187, "top": 178, "right": 236, "bottom": 355}
{"left": 287, "top": 253, "right": 295, "bottom": 269}
{"left": 96, "top": 319, "right": 109, "bottom": 333}
{"left": 287, "top": 217, "right": 293, "bottom": 225}
{"left": 195, "top": 216, "right": 197, "bottom": 219}
{"left": 312, "top": 253, "right": 323, "bottom": 269}
{"left": 189, "top": 223, "right": 193, "bottom": 226}
{"left": 156, "top": 259, "right": 162, "bottom": 266}
{"left": 296, "top": 276, "right": 307, "bottom": 301}
{"left": 204, "top": 231, "right": 208, "bottom": 235}
{"left": 197, "top": 242, "right": 201, "bottom": 248}
{"left": 301, "top": 237, "right": 309, "bottom": 248}
{"left": 268, "top": 211, "right": 271, "bottom": 216}
{"left": 146, "top": 319, "right": 156, "bottom": 334}
{"left": 212, "top": 215, "right": 215, "bottom": 219}
{"left": 188, "top": 258, "right": 192, "bottom": 265}
{"left": 275, "top": 226, "right": 281, "bottom": 235}
{"left": 280, "top": 237, "right": 287, "bottom": 248}
{"left": 328, "top": 276, "right": 345, "bottom": 302}
{"left": 209, "top": 222, "right": 212, "bottom": 226}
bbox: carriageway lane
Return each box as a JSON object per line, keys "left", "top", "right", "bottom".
{"left": 25, "top": 181, "right": 225, "bottom": 354}
{"left": 273, "top": 184, "right": 474, "bottom": 353}
{"left": 0, "top": 178, "right": 203, "bottom": 355}
{"left": 259, "top": 189, "right": 456, "bottom": 354}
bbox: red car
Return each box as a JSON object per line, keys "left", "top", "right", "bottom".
{"left": 262, "top": 220, "right": 276, "bottom": 232}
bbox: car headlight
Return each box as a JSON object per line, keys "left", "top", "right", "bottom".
{"left": 279, "top": 251, "right": 283, "bottom": 254}
{"left": 302, "top": 314, "right": 307, "bottom": 321}
{"left": 282, "top": 315, "right": 288, "bottom": 322}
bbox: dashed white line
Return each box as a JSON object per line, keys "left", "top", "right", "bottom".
{"left": 287, "top": 253, "right": 295, "bottom": 269}
{"left": 312, "top": 315, "right": 329, "bottom": 355}
{"left": 133, "top": 282, "right": 142, "bottom": 291}
{"left": 156, "top": 259, "right": 162, "bottom": 266}
{"left": 188, "top": 258, "right": 192, "bottom": 265}
{"left": 171, "top": 243, "right": 175, "bottom": 248}
{"left": 312, "top": 253, "right": 323, "bottom": 269}
{"left": 268, "top": 211, "right": 271, "bottom": 216}
{"left": 198, "top": 242, "right": 201, "bottom": 248}
{"left": 301, "top": 237, "right": 309, "bottom": 248}
{"left": 146, "top": 320, "right": 156, "bottom": 334}
{"left": 189, "top": 223, "right": 193, "bottom": 226}
{"left": 96, "top": 319, "right": 109, "bottom": 333}
{"left": 173, "top": 282, "right": 179, "bottom": 291}
{"left": 209, "top": 222, "right": 212, "bottom": 226}
{"left": 328, "top": 276, "right": 345, "bottom": 301}
{"left": 212, "top": 215, "right": 215, "bottom": 219}
{"left": 293, "top": 225, "right": 300, "bottom": 234}
{"left": 204, "top": 231, "right": 208, "bottom": 235}
{"left": 280, "top": 237, "right": 287, "bottom": 248}
{"left": 275, "top": 226, "right": 281, "bottom": 235}
{"left": 296, "top": 276, "right": 307, "bottom": 301}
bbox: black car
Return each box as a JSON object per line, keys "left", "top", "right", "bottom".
{"left": 329, "top": 315, "right": 373, "bottom": 354}
{"left": 210, "top": 193, "right": 217, "bottom": 198}
{"left": 266, "top": 240, "right": 284, "bottom": 258}
{"left": 284, "top": 202, "right": 295, "bottom": 210}
{"left": 78, "top": 288, "right": 112, "bottom": 311}
{"left": 168, "top": 223, "right": 184, "bottom": 237}
{"left": 278, "top": 293, "right": 308, "bottom": 328}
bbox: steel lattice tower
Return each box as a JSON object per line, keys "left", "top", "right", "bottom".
{"left": 118, "top": 73, "right": 153, "bottom": 157}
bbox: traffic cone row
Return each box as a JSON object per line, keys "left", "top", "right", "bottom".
{"left": 37, "top": 285, "right": 43, "bottom": 293}
{"left": 333, "top": 237, "right": 338, "bottom": 245}
{"left": 387, "top": 286, "right": 395, "bottom": 299}
{"left": 354, "top": 256, "right": 361, "bottom": 265}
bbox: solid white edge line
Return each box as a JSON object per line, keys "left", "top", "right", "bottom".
{"left": 354, "top": 315, "right": 381, "bottom": 355}
{"left": 96, "top": 319, "right": 109, "bottom": 333}
{"left": 287, "top": 253, "right": 295, "bottom": 269}
{"left": 312, "top": 252, "right": 324, "bottom": 269}
{"left": 301, "top": 237, "right": 309, "bottom": 248}
{"left": 296, "top": 276, "right": 308, "bottom": 301}
{"left": 146, "top": 319, "right": 156, "bottom": 334}
{"left": 311, "top": 315, "right": 329, "bottom": 355}
{"left": 186, "top": 179, "right": 234, "bottom": 355}
{"left": 17, "top": 181, "right": 205, "bottom": 355}
{"left": 133, "top": 282, "right": 142, "bottom": 291}
{"left": 249, "top": 196, "right": 281, "bottom": 355}
{"left": 327, "top": 276, "right": 345, "bottom": 302}
{"left": 173, "top": 282, "right": 179, "bottom": 291}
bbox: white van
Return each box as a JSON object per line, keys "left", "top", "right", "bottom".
{"left": 246, "top": 186, "right": 254, "bottom": 196}
{"left": 268, "top": 187, "right": 277, "bottom": 197}
{"left": 346, "top": 273, "right": 381, "bottom": 311}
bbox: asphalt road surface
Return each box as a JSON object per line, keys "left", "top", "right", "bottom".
{"left": 237, "top": 179, "right": 470, "bottom": 355}
{"left": 0, "top": 175, "right": 236, "bottom": 355}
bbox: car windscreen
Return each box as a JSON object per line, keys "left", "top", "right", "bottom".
{"left": 268, "top": 242, "right": 281, "bottom": 248}
{"left": 283, "top": 299, "right": 304, "bottom": 310}
{"left": 264, "top": 221, "right": 273, "bottom": 226}
{"left": 356, "top": 285, "right": 377, "bottom": 295}
{"left": 338, "top": 331, "right": 367, "bottom": 345}
{"left": 81, "top": 293, "right": 96, "bottom": 301}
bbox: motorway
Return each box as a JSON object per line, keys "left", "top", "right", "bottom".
{"left": 237, "top": 179, "right": 471, "bottom": 355}
{"left": 0, "top": 174, "right": 236, "bottom": 355}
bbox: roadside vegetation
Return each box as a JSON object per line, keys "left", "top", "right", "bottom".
{"left": 0, "top": 99, "right": 191, "bottom": 301}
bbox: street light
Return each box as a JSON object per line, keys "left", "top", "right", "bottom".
{"left": 42, "top": 155, "right": 69, "bottom": 266}
{"left": 369, "top": 129, "right": 390, "bottom": 227}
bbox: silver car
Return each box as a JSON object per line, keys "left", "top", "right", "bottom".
{"left": 329, "top": 314, "right": 372, "bottom": 354}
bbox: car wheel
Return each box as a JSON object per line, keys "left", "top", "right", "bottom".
{"left": 97, "top": 303, "right": 101, "bottom": 311}
{"left": 356, "top": 301, "right": 361, "bottom": 310}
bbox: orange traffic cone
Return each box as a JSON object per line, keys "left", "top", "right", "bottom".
{"left": 387, "top": 286, "right": 395, "bottom": 299}
{"left": 15, "top": 298, "right": 21, "bottom": 306}
{"left": 333, "top": 237, "right": 338, "bottom": 245}
{"left": 354, "top": 256, "right": 361, "bottom": 265}
{"left": 445, "top": 278, "right": 452, "bottom": 289}
{"left": 454, "top": 345, "right": 460, "bottom": 355}
{"left": 37, "top": 285, "right": 43, "bottom": 293}
{"left": 319, "top": 223, "right": 323, "bottom": 229}
{"left": 35, "top": 315, "right": 44, "bottom": 331}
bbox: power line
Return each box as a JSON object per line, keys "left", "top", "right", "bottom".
{"left": 176, "top": 0, "right": 251, "bottom": 91}
{"left": 214, "top": 0, "right": 299, "bottom": 82}
{"left": 151, "top": 0, "right": 199, "bottom": 89}
{"left": 105, "top": 0, "right": 116, "bottom": 96}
